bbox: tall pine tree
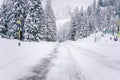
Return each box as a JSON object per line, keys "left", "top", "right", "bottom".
{"left": 0, "top": 0, "right": 14, "bottom": 38}
{"left": 0, "top": 0, "right": 28, "bottom": 39}
{"left": 70, "top": 7, "right": 88, "bottom": 40}
{"left": 24, "top": 0, "right": 47, "bottom": 42}
{"left": 45, "top": 0, "right": 56, "bottom": 42}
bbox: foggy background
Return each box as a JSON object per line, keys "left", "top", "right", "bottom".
{"left": 42, "top": 0, "right": 98, "bottom": 18}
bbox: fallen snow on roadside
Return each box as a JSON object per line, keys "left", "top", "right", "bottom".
{"left": 0, "top": 39, "right": 58, "bottom": 80}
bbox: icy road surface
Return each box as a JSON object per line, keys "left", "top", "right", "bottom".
{"left": 0, "top": 37, "right": 120, "bottom": 80}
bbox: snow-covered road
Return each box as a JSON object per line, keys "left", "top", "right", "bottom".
{"left": 19, "top": 41, "right": 120, "bottom": 80}
{"left": 46, "top": 41, "right": 120, "bottom": 80}
{"left": 65, "top": 42, "right": 120, "bottom": 80}
{"left": 0, "top": 37, "right": 120, "bottom": 80}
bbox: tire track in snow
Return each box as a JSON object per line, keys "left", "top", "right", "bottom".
{"left": 68, "top": 43, "right": 120, "bottom": 72}
{"left": 18, "top": 43, "right": 60, "bottom": 80}
{"left": 64, "top": 45, "right": 91, "bottom": 80}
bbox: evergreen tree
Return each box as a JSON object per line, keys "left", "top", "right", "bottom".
{"left": 87, "top": 5, "right": 96, "bottom": 34}
{"left": 70, "top": 7, "right": 88, "bottom": 40}
{"left": 9, "top": 0, "right": 28, "bottom": 40}
{"left": 0, "top": 0, "right": 28, "bottom": 39}
{"left": 0, "top": 0, "right": 13, "bottom": 38}
{"left": 24, "top": 0, "right": 47, "bottom": 42}
{"left": 70, "top": 7, "right": 80, "bottom": 40}
{"left": 45, "top": 0, "right": 56, "bottom": 42}
{"left": 14, "top": 0, "right": 28, "bottom": 40}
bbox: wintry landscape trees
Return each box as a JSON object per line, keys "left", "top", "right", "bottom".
{"left": 0, "top": 0, "right": 28, "bottom": 39}
{"left": 70, "top": 7, "right": 88, "bottom": 40}
{"left": 0, "top": 0, "right": 120, "bottom": 42}
{"left": 44, "top": 0, "right": 57, "bottom": 42}
{"left": 69, "top": 0, "right": 120, "bottom": 41}
{"left": 0, "top": 0, "right": 57, "bottom": 42}
{"left": 24, "top": 0, "right": 47, "bottom": 41}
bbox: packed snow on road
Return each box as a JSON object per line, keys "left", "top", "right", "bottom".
{"left": 0, "top": 34, "right": 120, "bottom": 80}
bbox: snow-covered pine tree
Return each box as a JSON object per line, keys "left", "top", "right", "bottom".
{"left": 13, "top": 0, "right": 28, "bottom": 40}
{"left": 44, "top": 0, "right": 56, "bottom": 42}
{"left": 24, "top": 0, "right": 47, "bottom": 42}
{"left": 96, "top": 3, "right": 104, "bottom": 31}
{"left": 0, "top": 0, "right": 13, "bottom": 38}
{"left": 78, "top": 7, "right": 88, "bottom": 38}
{"left": 87, "top": 5, "right": 96, "bottom": 34}
{"left": 70, "top": 7, "right": 88, "bottom": 40}
{"left": 8, "top": 0, "right": 28, "bottom": 40}
{"left": 70, "top": 7, "right": 80, "bottom": 40}
{"left": 0, "top": 0, "right": 28, "bottom": 39}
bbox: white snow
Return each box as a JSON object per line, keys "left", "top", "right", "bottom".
{"left": 0, "top": 0, "right": 3, "bottom": 7}
{"left": 0, "top": 39, "right": 58, "bottom": 80}
{"left": 0, "top": 34, "right": 120, "bottom": 80}
{"left": 47, "top": 34, "right": 120, "bottom": 80}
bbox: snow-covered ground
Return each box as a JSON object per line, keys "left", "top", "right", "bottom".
{"left": 0, "top": 39, "right": 58, "bottom": 80}
{"left": 0, "top": 34, "right": 120, "bottom": 80}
